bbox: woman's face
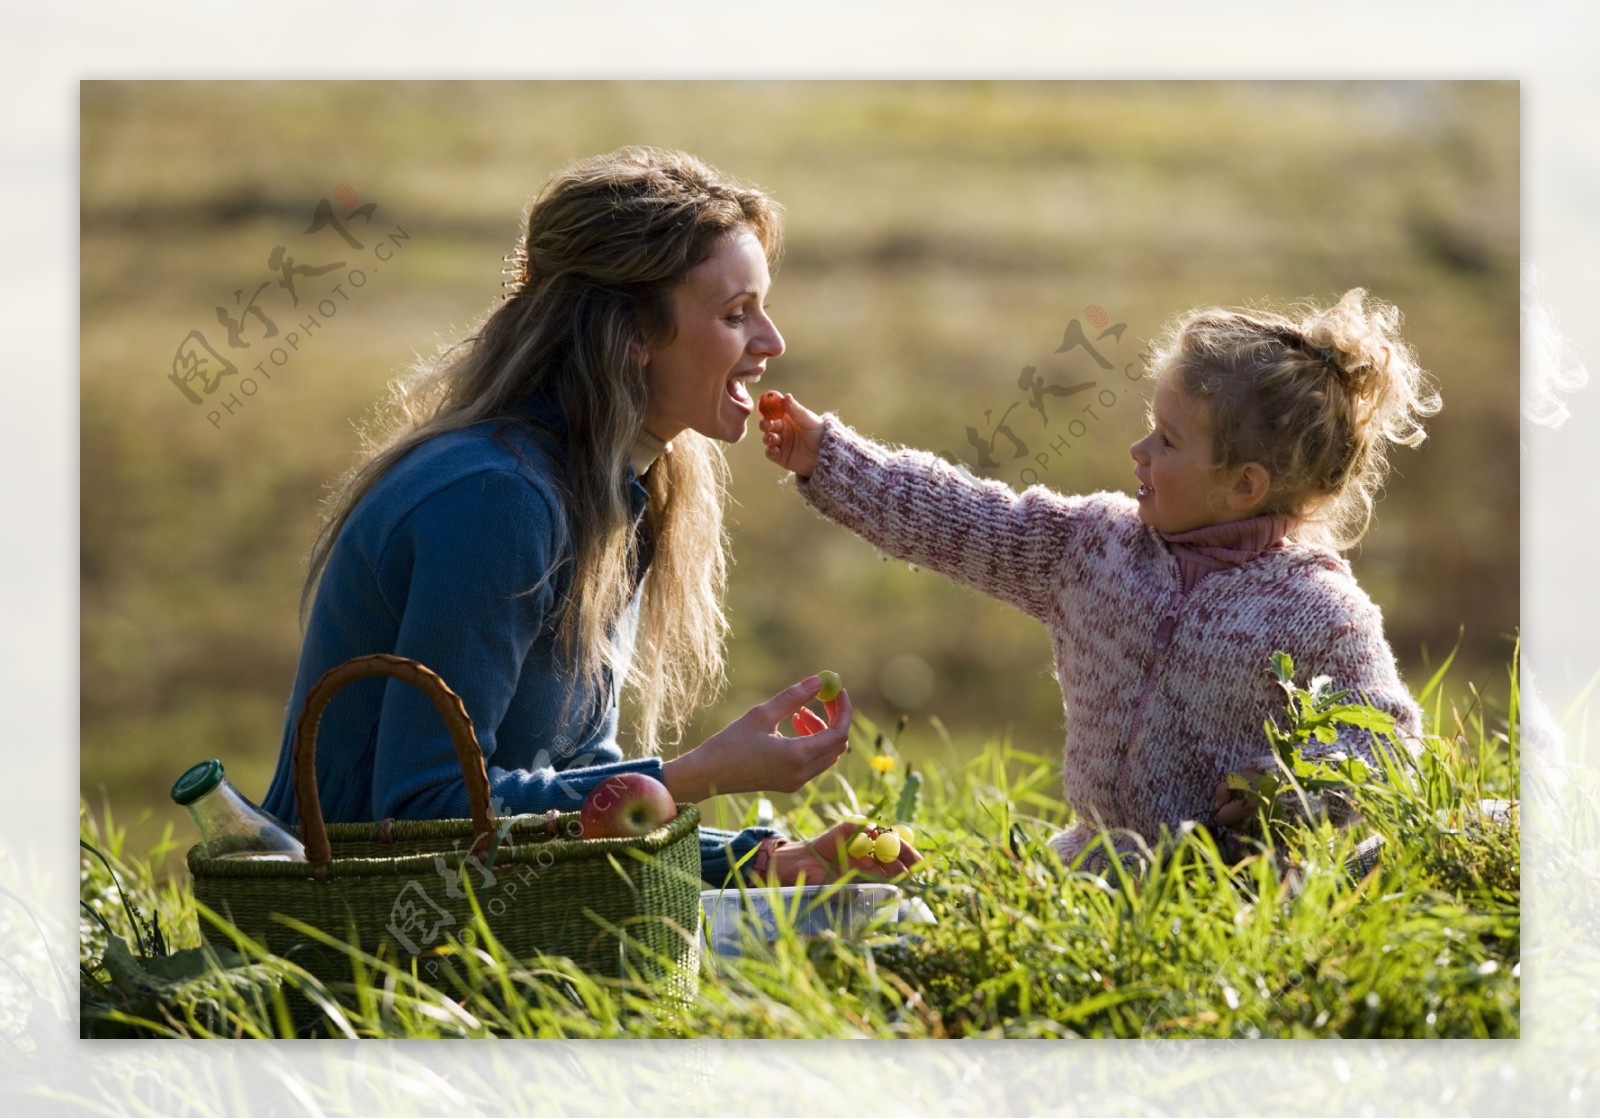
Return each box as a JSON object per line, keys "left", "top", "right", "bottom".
{"left": 643, "top": 227, "right": 785, "bottom": 445}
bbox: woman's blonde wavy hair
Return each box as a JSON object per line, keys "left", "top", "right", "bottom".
{"left": 299, "top": 147, "right": 784, "bottom": 755}
{"left": 1146, "top": 288, "right": 1442, "bottom": 550}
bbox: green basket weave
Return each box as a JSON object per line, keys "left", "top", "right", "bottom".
{"left": 188, "top": 654, "right": 702, "bottom": 1001}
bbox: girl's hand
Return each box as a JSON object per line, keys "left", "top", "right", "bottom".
{"left": 766, "top": 820, "right": 923, "bottom": 885}
{"left": 759, "top": 393, "right": 824, "bottom": 479}
{"left": 661, "top": 676, "right": 851, "bottom": 802}
{"left": 1213, "top": 766, "right": 1270, "bottom": 830}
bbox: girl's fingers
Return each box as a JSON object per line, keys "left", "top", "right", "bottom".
{"left": 760, "top": 419, "right": 791, "bottom": 460}
{"left": 1214, "top": 800, "right": 1251, "bottom": 829}
{"left": 782, "top": 393, "right": 822, "bottom": 429}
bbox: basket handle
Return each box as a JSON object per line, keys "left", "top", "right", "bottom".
{"left": 292, "top": 653, "right": 497, "bottom": 871}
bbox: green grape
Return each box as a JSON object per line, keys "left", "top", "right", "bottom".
{"left": 872, "top": 831, "right": 902, "bottom": 863}
{"left": 890, "top": 823, "right": 914, "bottom": 846}
{"left": 816, "top": 670, "right": 843, "bottom": 703}
{"left": 846, "top": 831, "right": 874, "bottom": 859}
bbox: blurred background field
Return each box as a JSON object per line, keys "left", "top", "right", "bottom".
{"left": 79, "top": 81, "right": 1518, "bottom": 874}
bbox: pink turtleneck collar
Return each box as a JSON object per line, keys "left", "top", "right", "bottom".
{"left": 1160, "top": 513, "right": 1298, "bottom": 593}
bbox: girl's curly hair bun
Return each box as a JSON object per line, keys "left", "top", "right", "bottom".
{"left": 1148, "top": 288, "right": 1442, "bottom": 550}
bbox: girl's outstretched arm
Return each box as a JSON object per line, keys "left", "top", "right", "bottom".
{"left": 764, "top": 397, "right": 1095, "bottom": 624}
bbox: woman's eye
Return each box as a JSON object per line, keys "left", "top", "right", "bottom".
{"left": 727, "top": 304, "right": 771, "bottom": 326}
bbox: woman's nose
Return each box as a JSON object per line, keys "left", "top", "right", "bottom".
{"left": 1130, "top": 435, "right": 1149, "bottom": 463}
{"left": 755, "top": 315, "right": 785, "bottom": 359}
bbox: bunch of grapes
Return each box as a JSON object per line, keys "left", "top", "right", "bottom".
{"left": 842, "top": 816, "right": 914, "bottom": 864}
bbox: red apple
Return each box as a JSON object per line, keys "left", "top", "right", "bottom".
{"left": 579, "top": 773, "right": 678, "bottom": 839}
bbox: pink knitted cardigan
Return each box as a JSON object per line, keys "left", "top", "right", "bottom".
{"left": 794, "top": 418, "right": 1423, "bottom": 870}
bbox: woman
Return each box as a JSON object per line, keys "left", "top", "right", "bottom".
{"left": 260, "top": 147, "right": 920, "bottom": 885}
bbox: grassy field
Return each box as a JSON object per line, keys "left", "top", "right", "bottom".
{"left": 76, "top": 660, "right": 1518, "bottom": 1040}
{"left": 80, "top": 81, "right": 1519, "bottom": 886}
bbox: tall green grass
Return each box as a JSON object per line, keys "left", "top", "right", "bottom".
{"left": 78, "top": 659, "right": 1518, "bottom": 1040}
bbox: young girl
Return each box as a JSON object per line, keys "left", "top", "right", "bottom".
{"left": 761, "top": 289, "right": 1440, "bottom": 868}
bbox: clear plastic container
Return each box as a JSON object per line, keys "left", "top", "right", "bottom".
{"left": 699, "top": 884, "right": 931, "bottom": 956}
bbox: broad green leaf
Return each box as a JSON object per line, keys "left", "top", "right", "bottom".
{"left": 100, "top": 933, "right": 154, "bottom": 993}
{"left": 1270, "top": 651, "right": 1295, "bottom": 686}
{"left": 140, "top": 944, "right": 253, "bottom": 986}
{"left": 1325, "top": 704, "right": 1397, "bottom": 733}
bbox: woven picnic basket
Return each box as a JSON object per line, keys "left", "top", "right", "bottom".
{"left": 187, "top": 653, "right": 702, "bottom": 1000}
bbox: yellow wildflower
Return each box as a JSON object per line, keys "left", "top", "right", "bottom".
{"left": 870, "top": 754, "right": 895, "bottom": 774}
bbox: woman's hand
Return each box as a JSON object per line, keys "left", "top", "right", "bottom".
{"left": 765, "top": 820, "right": 923, "bottom": 885}
{"left": 760, "top": 393, "right": 825, "bottom": 479}
{"left": 661, "top": 675, "right": 852, "bottom": 803}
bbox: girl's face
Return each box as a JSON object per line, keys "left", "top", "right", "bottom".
{"left": 1129, "top": 378, "right": 1254, "bottom": 534}
{"left": 643, "top": 227, "right": 785, "bottom": 446}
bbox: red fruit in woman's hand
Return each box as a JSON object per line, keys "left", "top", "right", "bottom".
{"left": 758, "top": 391, "right": 785, "bottom": 420}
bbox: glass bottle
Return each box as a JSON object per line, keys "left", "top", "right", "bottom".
{"left": 170, "top": 759, "right": 307, "bottom": 862}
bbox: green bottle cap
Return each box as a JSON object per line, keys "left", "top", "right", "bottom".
{"left": 171, "top": 759, "right": 225, "bottom": 806}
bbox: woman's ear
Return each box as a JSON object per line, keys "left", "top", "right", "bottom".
{"left": 1229, "top": 462, "right": 1271, "bottom": 514}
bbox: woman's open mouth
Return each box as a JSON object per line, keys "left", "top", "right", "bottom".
{"left": 1136, "top": 483, "right": 1153, "bottom": 499}
{"left": 726, "top": 372, "right": 761, "bottom": 411}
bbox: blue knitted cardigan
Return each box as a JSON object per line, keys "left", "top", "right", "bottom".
{"left": 259, "top": 399, "right": 775, "bottom": 884}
